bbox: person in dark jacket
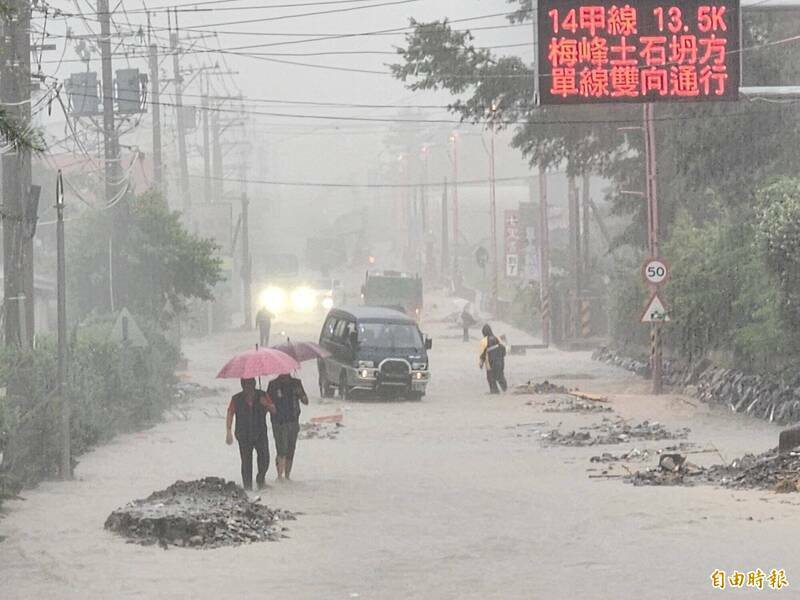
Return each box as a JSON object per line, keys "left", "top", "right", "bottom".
{"left": 267, "top": 373, "right": 308, "bottom": 481}
{"left": 460, "top": 303, "right": 476, "bottom": 342}
{"left": 255, "top": 307, "right": 274, "bottom": 348}
{"left": 479, "top": 324, "right": 507, "bottom": 394}
{"left": 226, "top": 378, "right": 275, "bottom": 490}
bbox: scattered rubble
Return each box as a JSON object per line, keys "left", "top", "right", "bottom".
{"left": 540, "top": 397, "right": 613, "bottom": 414}
{"left": 541, "top": 418, "right": 690, "bottom": 447}
{"left": 590, "top": 448, "right": 653, "bottom": 463}
{"left": 104, "top": 477, "right": 295, "bottom": 549}
{"left": 513, "top": 380, "right": 572, "bottom": 395}
{"left": 299, "top": 421, "right": 343, "bottom": 440}
{"left": 625, "top": 448, "right": 800, "bottom": 493}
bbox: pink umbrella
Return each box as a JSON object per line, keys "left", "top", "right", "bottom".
{"left": 272, "top": 340, "right": 330, "bottom": 362}
{"left": 216, "top": 348, "right": 300, "bottom": 379}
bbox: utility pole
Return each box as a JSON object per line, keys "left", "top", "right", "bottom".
{"left": 489, "top": 123, "right": 499, "bottom": 314}
{"left": 55, "top": 171, "right": 70, "bottom": 479}
{"left": 148, "top": 14, "right": 162, "bottom": 193}
{"left": 538, "top": 166, "right": 551, "bottom": 347}
{"left": 644, "top": 103, "right": 663, "bottom": 394}
{"left": 1, "top": 0, "right": 33, "bottom": 348}
{"left": 449, "top": 133, "right": 460, "bottom": 283}
{"left": 441, "top": 178, "right": 449, "bottom": 280}
{"left": 241, "top": 193, "right": 252, "bottom": 328}
{"left": 211, "top": 108, "right": 222, "bottom": 202}
{"left": 582, "top": 172, "right": 591, "bottom": 275}
{"left": 202, "top": 75, "right": 211, "bottom": 204}
{"left": 170, "top": 9, "right": 190, "bottom": 212}
{"left": 568, "top": 175, "right": 581, "bottom": 339}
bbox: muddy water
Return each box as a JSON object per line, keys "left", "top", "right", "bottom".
{"left": 2, "top": 296, "right": 799, "bottom": 599}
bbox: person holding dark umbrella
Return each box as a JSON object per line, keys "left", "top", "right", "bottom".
{"left": 267, "top": 371, "right": 308, "bottom": 481}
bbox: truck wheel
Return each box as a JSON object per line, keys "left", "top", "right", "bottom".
{"left": 339, "top": 372, "right": 350, "bottom": 400}
{"left": 319, "top": 374, "right": 335, "bottom": 398}
{"left": 406, "top": 391, "right": 423, "bottom": 402}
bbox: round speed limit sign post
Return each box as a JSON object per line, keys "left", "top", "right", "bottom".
{"left": 642, "top": 258, "right": 670, "bottom": 286}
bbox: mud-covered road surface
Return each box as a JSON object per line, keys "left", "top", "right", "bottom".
{"left": 2, "top": 296, "right": 799, "bottom": 599}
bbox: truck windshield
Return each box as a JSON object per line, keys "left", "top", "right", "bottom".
{"left": 357, "top": 323, "right": 422, "bottom": 349}
{"left": 365, "top": 278, "right": 419, "bottom": 302}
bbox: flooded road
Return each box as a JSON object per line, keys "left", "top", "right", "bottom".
{"left": 2, "top": 299, "right": 798, "bottom": 599}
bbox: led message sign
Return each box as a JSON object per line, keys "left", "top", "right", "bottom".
{"left": 537, "top": 0, "right": 741, "bottom": 104}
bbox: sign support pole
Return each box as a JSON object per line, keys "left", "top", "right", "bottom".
{"left": 644, "top": 102, "right": 663, "bottom": 395}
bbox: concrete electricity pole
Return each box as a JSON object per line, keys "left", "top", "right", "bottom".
{"left": 441, "top": 178, "right": 449, "bottom": 279}
{"left": 241, "top": 193, "right": 252, "bottom": 328}
{"left": 55, "top": 171, "right": 70, "bottom": 479}
{"left": 202, "top": 76, "right": 211, "bottom": 204}
{"left": 170, "top": 9, "right": 190, "bottom": 212}
{"left": 148, "top": 15, "right": 162, "bottom": 193}
{"left": 211, "top": 108, "right": 222, "bottom": 202}
{"left": 644, "top": 103, "right": 663, "bottom": 394}
{"left": 1, "top": 0, "right": 33, "bottom": 348}
{"left": 538, "top": 166, "right": 551, "bottom": 347}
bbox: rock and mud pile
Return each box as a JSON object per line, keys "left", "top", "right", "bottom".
{"left": 626, "top": 448, "right": 800, "bottom": 493}
{"left": 539, "top": 397, "right": 614, "bottom": 414}
{"left": 105, "top": 477, "right": 295, "bottom": 549}
{"left": 513, "top": 380, "right": 572, "bottom": 395}
{"left": 541, "top": 418, "right": 690, "bottom": 447}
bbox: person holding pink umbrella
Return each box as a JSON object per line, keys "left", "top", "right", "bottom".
{"left": 226, "top": 378, "right": 275, "bottom": 490}
{"left": 218, "top": 347, "right": 300, "bottom": 490}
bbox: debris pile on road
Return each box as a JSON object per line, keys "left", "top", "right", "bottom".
{"left": 590, "top": 448, "right": 652, "bottom": 463}
{"left": 541, "top": 397, "right": 613, "bottom": 414}
{"left": 299, "top": 421, "right": 343, "bottom": 440}
{"left": 542, "top": 418, "right": 690, "bottom": 447}
{"left": 626, "top": 448, "right": 800, "bottom": 492}
{"left": 105, "top": 477, "right": 295, "bottom": 549}
{"left": 513, "top": 380, "right": 572, "bottom": 395}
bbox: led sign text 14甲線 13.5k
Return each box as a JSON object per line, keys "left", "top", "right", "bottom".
{"left": 537, "top": 0, "right": 741, "bottom": 105}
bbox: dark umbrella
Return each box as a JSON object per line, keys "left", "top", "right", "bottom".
{"left": 272, "top": 339, "right": 331, "bottom": 362}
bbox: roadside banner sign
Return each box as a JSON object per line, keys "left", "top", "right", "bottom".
{"left": 640, "top": 293, "right": 670, "bottom": 323}
{"left": 642, "top": 257, "right": 670, "bottom": 285}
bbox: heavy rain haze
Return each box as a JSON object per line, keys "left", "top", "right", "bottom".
{"left": 3, "top": 0, "right": 800, "bottom": 598}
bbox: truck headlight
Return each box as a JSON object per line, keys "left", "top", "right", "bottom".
{"left": 322, "top": 296, "right": 334, "bottom": 310}
{"left": 291, "top": 286, "right": 316, "bottom": 313}
{"left": 415, "top": 372, "right": 424, "bottom": 380}
{"left": 259, "top": 287, "right": 286, "bottom": 314}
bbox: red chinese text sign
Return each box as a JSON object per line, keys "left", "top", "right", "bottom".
{"left": 537, "top": 0, "right": 741, "bottom": 104}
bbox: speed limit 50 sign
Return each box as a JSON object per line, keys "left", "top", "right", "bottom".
{"left": 642, "top": 258, "right": 670, "bottom": 286}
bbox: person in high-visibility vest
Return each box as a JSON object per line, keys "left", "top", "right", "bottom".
{"left": 478, "top": 324, "right": 507, "bottom": 394}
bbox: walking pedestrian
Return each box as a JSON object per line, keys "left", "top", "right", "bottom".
{"left": 255, "top": 306, "right": 274, "bottom": 347}
{"left": 267, "top": 372, "right": 308, "bottom": 481}
{"left": 479, "top": 324, "right": 508, "bottom": 394}
{"left": 460, "top": 303, "right": 476, "bottom": 342}
{"left": 226, "top": 378, "right": 275, "bottom": 490}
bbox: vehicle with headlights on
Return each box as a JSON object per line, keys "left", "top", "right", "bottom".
{"left": 318, "top": 306, "right": 432, "bottom": 400}
{"left": 258, "top": 277, "right": 342, "bottom": 321}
